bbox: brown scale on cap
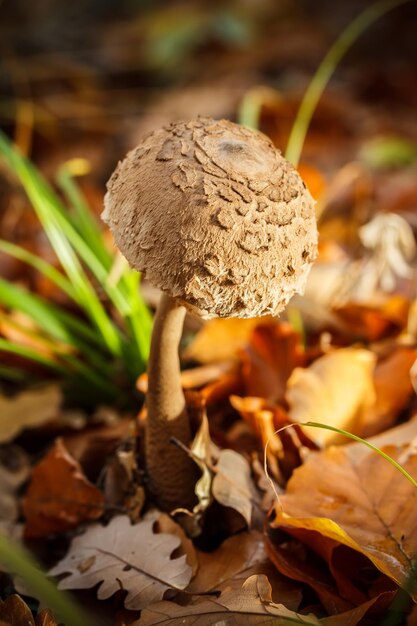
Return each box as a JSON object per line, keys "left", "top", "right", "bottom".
{"left": 102, "top": 118, "right": 318, "bottom": 512}
{"left": 103, "top": 117, "right": 317, "bottom": 319}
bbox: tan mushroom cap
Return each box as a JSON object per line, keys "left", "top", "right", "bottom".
{"left": 102, "top": 117, "right": 318, "bottom": 319}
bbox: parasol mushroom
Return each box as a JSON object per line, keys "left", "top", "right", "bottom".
{"left": 102, "top": 117, "right": 318, "bottom": 511}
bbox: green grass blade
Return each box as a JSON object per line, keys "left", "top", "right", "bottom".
{"left": 0, "top": 239, "right": 77, "bottom": 300}
{"left": 0, "top": 131, "right": 151, "bottom": 371}
{"left": 304, "top": 421, "right": 417, "bottom": 489}
{"left": 0, "top": 338, "right": 69, "bottom": 373}
{"left": 285, "top": 0, "right": 412, "bottom": 167}
{"left": 0, "top": 336, "right": 116, "bottom": 396}
{"left": 0, "top": 278, "right": 102, "bottom": 350}
{"left": 0, "top": 133, "right": 123, "bottom": 355}
{"left": 57, "top": 162, "right": 112, "bottom": 266}
{"left": 0, "top": 533, "right": 91, "bottom": 626}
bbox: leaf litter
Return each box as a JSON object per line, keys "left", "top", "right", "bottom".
{"left": 2, "top": 3, "right": 417, "bottom": 625}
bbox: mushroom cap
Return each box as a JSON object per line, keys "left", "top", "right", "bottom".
{"left": 102, "top": 117, "right": 318, "bottom": 319}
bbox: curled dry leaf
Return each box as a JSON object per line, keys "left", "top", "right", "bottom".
{"left": 0, "top": 386, "right": 61, "bottom": 444}
{"left": 286, "top": 348, "right": 376, "bottom": 446}
{"left": 271, "top": 442, "right": 417, "bottom": 599}
{"left": 134, "top": 575, "right": 320, "bottom": 626}
{"left": 23, "top": 438, "right": 104, "bottom": 538}
{"left": 48, "top": 515, "right": 193, "bottom": 610}
{"left": 212, "top": 450, "right": 260, "bottom": 526}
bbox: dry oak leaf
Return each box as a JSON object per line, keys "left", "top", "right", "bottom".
{"left": 134, "top": 574, "right": 320, "bottom": 625}
{"left": 0, "top": 386, "right": 61, "bottom": 444}
{"left": 212, "top": 449, "right": 260, "bottom": 526}
{"left": 271, "top": 443, "right": 417, "bottom": 600}
{"left": 23, "top": 438, "right": 104, "bottom": 538}
{"left": 286, "top": 348, "right": 376, "bottom": 446}
{"left": 48, "top": 515, "right": 193, "bottom": 610}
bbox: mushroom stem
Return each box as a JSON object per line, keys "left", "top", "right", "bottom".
{"left": 145, "top": 292, "right": 197, "bottom": 510}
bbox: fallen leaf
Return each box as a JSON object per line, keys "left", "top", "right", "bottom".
{"left": 241, "top": 322, "right": 305, "bottom": 403}
{"left": 230, "top": 395, "right": 287, "bottom": 482}
{"left": 321, "top": 592, "right": 398, "bottom": 626}
{"left": 191, "top": 411, "right": 215, "bottom": 517}
{"left": 0, "top": 595, "right": 34, "bottom": 626}
{"left": 35, "top": 609, "right": 57, "bottom": 626}
{"left": 265, "top": 533, "right": 357, "bottom": 615}
{"left": 133, "top": 575, "right": 320, "bottom": 625}
{"left": 155, "top": 513, "right": 199, "bottom": 577}
{"left": 187, "top": 531, "right": 302, "bottom": 609}
{"left": 23, "top": 438, "right": 104, "bottom": 538}
{"left": 0, "top": 386, "right": 61, "bottom": 444}
{"left": 212, "top": 450, "right": 260, "bottom": 526}
{"left": 183, "top": 318, "right": 262, "bottom": 364}
{"left": 362, "top": 347, "right": 417, "bottom": 437}
{"left": 286, "top": 348, "right": 376, "bottom": 446}
{"left": 271, "top": 442, "right": 417, "bottom": 599}
{"left": 333, "top": 296, "right": 410, "bottom": 342}
{"left": 48, "top": 515, "right": 193, "bottom": 610}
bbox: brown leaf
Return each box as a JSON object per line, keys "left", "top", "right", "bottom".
{"left": 23, "top": 438, "right": 104, "bottom": 538}
{"left": 267, "top": 537, "right": 356, "bottom": 614}
{"left": 35, "top": 609, "right": 57, "bottom": 626}
{"left": 133, "top": 575, "right": 321, "bottom": 625}
{"left": 362, "top": 347, "right": 417, "bottom": 437}
{"left": 187, "top": 531, "right": 302, "bottom": 610}
{"left": 212, "top": 450, "right": 260, "bottom": 526}
{"left": 333, "top": 296, "right": 409, "bottom": 342}
{"left": 271, "top": 442, "right": 417, "bottom": 599}
{"left": 286, "top": 348, "right": 376, "bottom": 446}
{"left": 0, "top": 386, "right": 61, "bottom": 444}
{"left": 241, "top": 322, "right": 304, "bottom": 403}
{"left": 48, "top": 515, "right": 193, "bottom": 610}
{"left": 0, "top": 595, "right": 35, "bottom": 626}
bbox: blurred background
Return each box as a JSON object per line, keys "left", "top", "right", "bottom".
{"left": 1, "top": 0, "right": 416, "bottom": 173}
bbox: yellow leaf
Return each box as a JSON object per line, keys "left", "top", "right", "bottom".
{"left": 184, "top": 318, "right": 264, "bottom": 364}
{"left": 286, "top": 348, "right": 376, "bottom": 446}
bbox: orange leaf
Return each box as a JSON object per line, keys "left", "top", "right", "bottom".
{"left": 241, "top": 322, "right": 305, "bottom": 403}
{"left": 23, "top": 438, "right": 104, "bottom": 538}
{"left": 362, "top": 346, "right": 417, "bottom": 437}
{"left": 271, "top": 442, "right": 417, "bottom": 599}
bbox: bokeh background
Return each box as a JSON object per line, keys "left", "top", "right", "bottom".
{"left": 1, "top": 0, "right": 416, "bottom": 178}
